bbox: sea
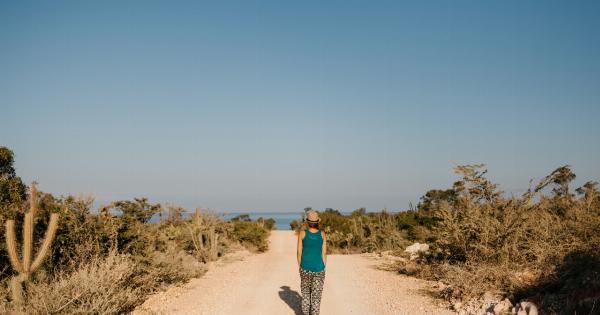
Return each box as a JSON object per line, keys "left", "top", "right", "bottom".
{"left": 150, "top": 211, "right": 305, "bottom": 230}
{"left": 151, "top": 210, "right": 384, "bottom": 230}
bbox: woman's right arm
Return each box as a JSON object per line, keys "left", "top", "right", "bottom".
{"left": 297, "top": 230, "right": 303, "bottom": 266}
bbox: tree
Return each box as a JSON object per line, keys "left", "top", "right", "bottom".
{"left": 452, "top": 164, "right": 501, "bottom": 202}
{"left": 0, "top": 146, "right": 27, "bottom": 209}
{"left": 549, "top": 166, "right": 576, "bottom": 197}
{"left": 351, "top": 207, "right": 367, "bottom": 217}
{"left": 112, "top": 198, "right": 162, "bottom": 223}
{"left": 418, "top": 189, "right": 458, "bottom": 213}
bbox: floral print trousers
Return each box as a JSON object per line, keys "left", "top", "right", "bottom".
{"left": 299, "top": 267, "right": 326, "bottom": 315}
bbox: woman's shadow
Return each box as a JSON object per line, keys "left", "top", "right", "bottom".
{"left": 278, "top": 285, "right": 303, "bottom": 315}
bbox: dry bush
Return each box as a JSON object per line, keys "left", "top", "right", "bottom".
{"left": 24, "top": 251, "right": 147, "bottom": 314}
{"left": 421, "top": 165, "right": 600, "bottom": 314}
{"left": 0, "top": 282, "right": 10, "bottom": 314}
{"left": 15, "top": 248, "right": 206, "bottom": 315}
{"left": 149, "top": 246, "right": 207, "bottom": 285}
{"left": 0, "top": 196, "right": 254, "bottom": 313}
{"left": 184, "top": 211, "right": 227, "bottom": 262}
{"left": 2, "top": 148, "right": 264, "bottom": 313}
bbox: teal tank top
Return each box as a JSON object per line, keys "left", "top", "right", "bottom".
{"left": 300, "top": 228, "right": 325, "bottom": 272}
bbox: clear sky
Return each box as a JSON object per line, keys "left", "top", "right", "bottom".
{"left": 2, "top": 1, "right": 599, "bottom": 212}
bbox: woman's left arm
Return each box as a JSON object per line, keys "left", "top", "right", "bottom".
{"left": 297, "top": 230, "right": 303, "bottom": 267}
{"left": 321, "top": 231, "right": 327, "bottom": 267}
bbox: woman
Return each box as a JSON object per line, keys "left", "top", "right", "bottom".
{"left": 296, "top": 210, "right": 327, "bottom": 315}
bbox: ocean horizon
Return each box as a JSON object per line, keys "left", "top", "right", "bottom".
{"left": 148, "top": 211, "right": 305, "bottom": 230}
{"left": 148, "top": 210, "right": 386, "bottom": 230}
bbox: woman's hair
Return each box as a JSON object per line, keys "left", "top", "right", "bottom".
{"left": 307, "top": 221, "right": 319, "bottom": 229}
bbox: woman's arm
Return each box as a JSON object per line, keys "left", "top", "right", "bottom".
{"left": 297, "top": 230, "right": 303, "bottom": 266}
{"left": 321, "top": 231, "right": 327, "bottom": 267}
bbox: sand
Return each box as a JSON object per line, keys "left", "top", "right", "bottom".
{"left": 133, "top": 230, "right": 455, "bottom": 315}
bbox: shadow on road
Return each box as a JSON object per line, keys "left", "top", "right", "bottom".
{"left": 278, "top": 285, "right": 303, "bottom": 315}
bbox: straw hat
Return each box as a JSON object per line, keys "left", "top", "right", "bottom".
{"left": 305, "top": 210, "right": 321, "bottom": 223}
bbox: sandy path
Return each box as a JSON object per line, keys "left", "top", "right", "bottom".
{"left": 133, "top": 231, "right": 454, "bottom": 315}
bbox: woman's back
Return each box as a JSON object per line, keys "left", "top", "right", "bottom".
{"left": 300, "top": 228, "right": 325, "bottom": 272}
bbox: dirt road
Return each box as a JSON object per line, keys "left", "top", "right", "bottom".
{"left": 134, "top": 230, "right": 454, "bottom": 315}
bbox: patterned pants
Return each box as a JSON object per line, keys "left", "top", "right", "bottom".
{"left": 299, "top": 267, "right": 326, "bottom": 315}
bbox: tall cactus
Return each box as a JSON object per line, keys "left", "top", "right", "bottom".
{"left": 193, "top": 208, "right": 203, "bottom": 226}
{"left": 5, "top": 184, "right": 59, "bottom": 306}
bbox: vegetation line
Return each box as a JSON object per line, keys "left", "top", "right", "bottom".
{"left": 0, "top": 146, "right": 274, "bottom": 314}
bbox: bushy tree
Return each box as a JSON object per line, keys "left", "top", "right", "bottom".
{"left": 418, "top": 189, "right": 457, "bottom": 213}
{"left": 0, "top": 146, "right": 27, "bottom": 211}
{"left": 112, "top": 198, "right": 162, "bottom": 224}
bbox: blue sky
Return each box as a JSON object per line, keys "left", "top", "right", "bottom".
{"left": 2, "top": 1, "right": 599, "bottom": 212}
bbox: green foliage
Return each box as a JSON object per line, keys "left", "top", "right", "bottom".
{"left": 289, "top": 219, "right": 303, "bottom": 231}
{"left": 111, "top": 198, "right": 162, "bottom": 224}
{"left": 226, "top": 214, "right": 272, "bottom": 250}
{"left": 231, "top": 220, "right": 269, "bottom": 252}
{"left": 396, "top": 210, "right": 439, "bottom": 241}
{"left": 0, "top": 146, "right": 27, "bottom": 209}
{"left": 257, "top": 217, "right": 275, "bottom": 230}
{"left": 292, "top": 207, "right": 435, "bottom": 254}
{"left": 418, "top": 189, "right": 457, "bottom": 213}
{"left": 319, "top": 208, "right": 350, "bottom": 234}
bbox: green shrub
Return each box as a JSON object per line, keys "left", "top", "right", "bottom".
{"left": 257, "top": 217, "right": 275, "bottom": 230}
{"left": 231, "top": 220, "right": 269, "bottom": 252}
{"left": 293, "top": 208, "right": 432, "bottom": 253}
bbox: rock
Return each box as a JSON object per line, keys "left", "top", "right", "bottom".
{"left": 404, "top": 242, "right": 430, "bottom": 260}
{"left": 513, "top": 301, "right": 538, "bottom": 315}
{"left": 519, "top": 301, "right": 538, "bottom": 315}
{"left": 493, "top": 298, "right": 513, "bottom": 315}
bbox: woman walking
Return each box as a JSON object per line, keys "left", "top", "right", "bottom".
{"left": 297, "top": 210, "right": 327, "bottom": 315}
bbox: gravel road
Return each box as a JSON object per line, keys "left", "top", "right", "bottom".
{"left": 133, "top": 230, "right": 455, "bottom": 315}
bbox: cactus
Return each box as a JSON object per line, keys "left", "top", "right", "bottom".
{"left": 5, "top": 184, "right": 59, "bottom": 306}
{"left": 208, "top": 226, "right": 219, "bottom": 261}
{"left": 186, "top": 210, "right": 221, "bottom": 263}
{"left": 193, "top": 208, "right": 203, "bottom": 226}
